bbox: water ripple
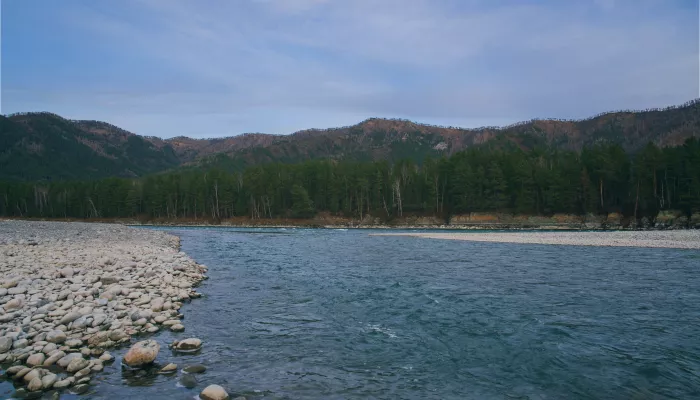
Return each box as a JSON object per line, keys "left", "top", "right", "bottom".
{"left": 58, "top": 227, "right": 700, "bottom": 400}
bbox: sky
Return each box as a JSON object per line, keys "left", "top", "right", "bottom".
{"left": 1, "top": 0, "right": 698, "bottom": 138}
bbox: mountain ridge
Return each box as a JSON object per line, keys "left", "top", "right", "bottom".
{"left": 2, "top": 98, "right": 699, "bottom": 180}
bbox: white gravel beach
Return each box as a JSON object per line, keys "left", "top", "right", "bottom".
{"left": 0, "top": 220, "right": 208, "bottom": 396}
{"left": 372, "top": 230, "right": 700, "bottom": 249}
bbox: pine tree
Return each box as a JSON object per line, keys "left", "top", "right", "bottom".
{"left": 290, "top": 184, "right": 315, "bottom": 218}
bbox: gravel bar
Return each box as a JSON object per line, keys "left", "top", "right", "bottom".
{"left": 0, "top": 221, "right": 208, "bottom": 396}
{"left": 372, "top": 230, "right": 700, "bottom": 249}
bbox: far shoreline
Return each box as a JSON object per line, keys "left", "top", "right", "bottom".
{"left": 2, "top": 216, "right": 698, "bottom": 231}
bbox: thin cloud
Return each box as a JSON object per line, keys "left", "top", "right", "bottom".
{"left": 2, "top": 0, "right": 697, "bottom": 137}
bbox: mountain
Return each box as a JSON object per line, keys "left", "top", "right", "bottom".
{"left": 0, "top": 113, "right": 180, "bottom": 180}
{"left": 209, "top": 99, "right": 700, "bottom": 168}
{"left": 2, "top": 99, "right": 699, "bottom": 180}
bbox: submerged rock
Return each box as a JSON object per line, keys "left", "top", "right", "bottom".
{"left": 72, "top": 384, "right": 90, "bottom": 394}
{"left": 183, "top": 364, "right": 207, "bottom": 373}
{"left": 179, "top": 373, "right": 197, "bottom": 389}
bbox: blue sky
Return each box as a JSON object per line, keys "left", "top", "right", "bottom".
{"left": 2, "top": 0, "right": 698, "bottom": 138}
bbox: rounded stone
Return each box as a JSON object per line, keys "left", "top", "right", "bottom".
{"left": 43, "top": 350, "right": 66, "bottom": 367}
{"left": 59, "top": 312, "right": 81, "bottom": 325}
{"left": 60, "top": 267, "right": 74, "bottom": 278}
{"left": 0, "top": 336, "right": 12, "bottom": 353}
{"left": 53, "top": 378, "right": 73, "bottom": 389}
{"left": 57, "top": 353, "right": 83, "bottom": 368}
{"left": 159, "top": 363, "right": 177, "bottom": 374}
{"left": 41, "top": 373, "right": 58, "bottom": 390}
{"left": 28, "top": 376, "right": 43, "bottom": 392}
{"left": 183, "top": 364, "right": 206, "bottom": 373}
{"left": 3, "top": 298, "right": 24, "bottom": 311}
{"left": 67, "top": 357, "right": 89, "bottom": 373}
{"left": 23, "top": 369, "right": 43, "bottom": 383}
{"left": 108, "top": 330, "right": 128, "bottom": 341}
{"left": 200, "top": 384, "right": 229, "bottom": 400}
{"left": 179, "top": 374, "right": 197, "bottom": 389}
{"left": 72, "top": 384, "right": 90, "bottom": 394}
{"left": 123, "top": 340, "right": 159, "bottom": 367}
{"left": 175, "top": 338, "right": 202, "bottom": 351}
{"left": 26, "top": 352, "right": 46, "bottom": 367}
{"left": 65, "top": 339, "right": 83, "bottom": 348}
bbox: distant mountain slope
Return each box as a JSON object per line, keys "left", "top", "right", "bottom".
{"left": 1, "top": 113, "right": 179, "bottom": 180}
{"left": 2, "top": 99, "right": 698, "bottom": 180}
{"left": 194, "top": 99, "right": 700, "bottom": 169}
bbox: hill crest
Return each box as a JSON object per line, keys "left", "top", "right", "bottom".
{"left": 2, "top": 98, "right": 699, "bottom": 180}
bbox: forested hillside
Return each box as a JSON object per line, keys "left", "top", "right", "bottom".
{"left": 0, "top": 113, "right": 180, "bottom": 180}
{"left": 2, "top": 99, "right": 699, "bottom": 181}
{"left": 198, "top": 99, "right": 700, "bottom": 170}
{"left": 2, "top": 140, "right": 698, "bottom": 224}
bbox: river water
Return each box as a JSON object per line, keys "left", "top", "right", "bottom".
{"left": 5, "top": 228, "right": 700, "bottom": 399}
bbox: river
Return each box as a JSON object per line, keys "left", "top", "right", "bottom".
{"left": 8, "top": 227, "right": 700, "bottom": 399}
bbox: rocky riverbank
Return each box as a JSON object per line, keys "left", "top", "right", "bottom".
{"left": 372, "top": 230, "right": 700, "bottom": 249}
{"left": 0, "top": 221, "right": 222, "bottom": 398}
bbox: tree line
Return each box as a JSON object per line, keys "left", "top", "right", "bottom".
{"left": 1, "top": 139, "right": 699, "bottom": 223}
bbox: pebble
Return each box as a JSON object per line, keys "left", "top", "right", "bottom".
{"left": 159, "top": 363, "right": 178, "bottom": 373}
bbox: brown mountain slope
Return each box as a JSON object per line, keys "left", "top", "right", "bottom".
{"left": 191, "top": 99, "right": 700, "bottom": 167}
{"left": 2, "top": 99, "right": 698, "bottom": 180}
